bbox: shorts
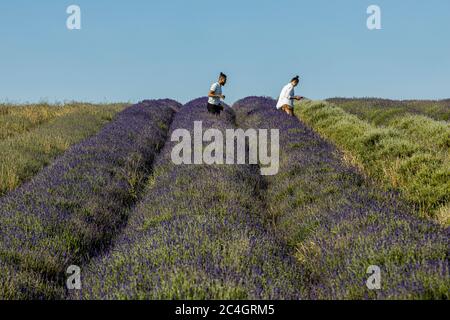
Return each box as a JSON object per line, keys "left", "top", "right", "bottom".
{"left": 207, "top": 103, "right": 224, "bottom": 115}
{"left": 280, "top": 104, "right": 294, "bottom": 115}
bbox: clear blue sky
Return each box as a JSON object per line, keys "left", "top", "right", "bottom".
{"left": 1, "top": 0, "right": 449, "bottom": 104}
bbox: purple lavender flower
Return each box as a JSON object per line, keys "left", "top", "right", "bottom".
{"left": 73, "top": 98, "right": 304, "bottom": 300}
{"left": 233, "top": 96, "right": 449, "bottom": 300}
{"left": 0, "top": 99, "right": 180, "bottom": 299}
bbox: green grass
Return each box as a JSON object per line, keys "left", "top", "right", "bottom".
{"left": 327, "top": 98, "right": 450, "bottom": 123}
{"left": 0, "top": 103, "right": 126, "bottom": 195}
{"left": 0, "top": 104, "right": 76, "bottom": 140}
{"left": 296, "top": 100, "right": 450, "bottom": 226}
{"left": 235, "top": 97, "right": 448, "bottom": 300}
{"left": 388, "top": 115, "right": 449, "bottom": 151}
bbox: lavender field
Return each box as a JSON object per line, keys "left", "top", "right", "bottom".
{"left": 235, "top": 97, "right": 448, "bottom": 299}
{"left": 72, "top": 98, "right": 303, "bottom": 299}
{"left": 0, "top": 100, "right": 179, "bottom": 298}
{"left": 0, "top": 97, "right": 448, "bottom": 300}
{"left": 295, "top": 99, "right": 449, "bottom": 225}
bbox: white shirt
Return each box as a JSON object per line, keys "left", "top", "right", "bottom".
{"left": 208, "top": 82, "right": 223, "bottom": 106}
{"left": 276, "top": 83, "right": 295, "bottom": 109}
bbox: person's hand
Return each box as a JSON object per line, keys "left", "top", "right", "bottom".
{"left": 295, "top": 96, "right": 304, "bottom": 101}
{"left": 221, "top": 95, "right": 226, "bottom": 100}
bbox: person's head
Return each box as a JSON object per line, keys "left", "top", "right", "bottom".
{"left": 219, "top": 72, "right": 227, "bottom": 86}
{"left": 291, "top": 75, "right": 300, "bottom": 87}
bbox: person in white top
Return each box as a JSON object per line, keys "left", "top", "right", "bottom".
{"left": 276, "top": 76, "right": 303, "bottom": 116}
{"left": 207, "top": 72, "right": 227, "bottom": 115}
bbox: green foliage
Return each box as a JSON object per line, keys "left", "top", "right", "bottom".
{"left": 327, "top": 98, "right": 450, "bottom": 122}
{"left": 389, "top": 115, "right": 450, "bottom": 150}
{"left": 236, "top": 97, "right": 448, "bottom": 300}
{"left": 0, "top": 103, "right": 125, "bottom": 195}
{"left": 296, "top": 100, "right": 449, "bottom": 225}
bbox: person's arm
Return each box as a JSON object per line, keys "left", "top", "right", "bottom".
{"left": 287, "top": 87, "right": 303, "bottom": 101}
{"left": 285, "top": 86, "right": 298, "bottom": 101}
{"left": 208, "top": 90, "right": 225, "bottom": 99}
{"left": 208, "top": 83, "right": 225, "bottom": 100}
{"left": 281, "top": 86, "right": 292, "bottom": 101}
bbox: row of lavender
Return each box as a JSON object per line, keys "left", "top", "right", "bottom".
{"left": 0, "top": 100, "right": 180, "bottom": 299}
{"left": 234, "top": 97, "right": 449, "bottom": 299}
{"left": 72, "top": 98, "right": 304, "bottom": 299}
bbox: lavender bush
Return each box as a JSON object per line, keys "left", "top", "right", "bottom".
{"left": 0, "top": 100, "right": 180, "bottom": 299}
{"left": 0, "top": 104, "right": 125, "bottom": 195}
{"left": 296, "top": 100, "right": 449, "bottom": 222}
{"left": 234, "top": 97, "right": 449, "bottom": 299}
{"left": 74, "top": 98, "right": 304, "bottom": 300}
